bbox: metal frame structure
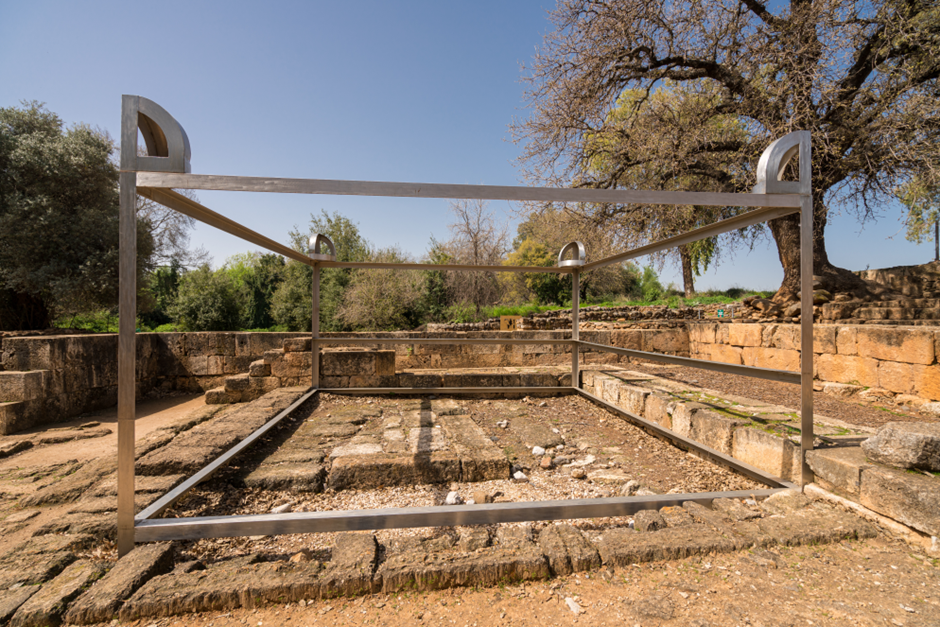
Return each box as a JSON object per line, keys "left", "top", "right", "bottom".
{"left": 117, "top": 96, "right": 814, "bottom": 556}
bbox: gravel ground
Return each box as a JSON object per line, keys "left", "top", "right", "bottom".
{"left": 625, "top": 360, "right": 936, "bottom": 429}
{"left": 167, "top": 393, "right": 762, "bottom": 565}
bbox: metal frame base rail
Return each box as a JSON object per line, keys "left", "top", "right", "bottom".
{"left": 134, "top": 488, "right": 787, "bottom": 542}
{"left": 319, "top": 386, "right": 571, "bottom": 396}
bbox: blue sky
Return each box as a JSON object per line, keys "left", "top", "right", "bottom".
{"left": 1, "top": 1, "right": 934, "bottom": 291}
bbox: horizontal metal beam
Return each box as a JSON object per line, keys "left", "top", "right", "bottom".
{"left": 134, "top": 488, "right": 786, "bottom": 541}
{"left": 137, "top": 172, "right": 801, "bottom": 209}
{"left": 576, "top": 387, "right": 797, "bottom": 489}
{"left": 320, "top": 260, "right": 573, "bottom": 274}
{"left": 316, "top": 338, "right": 574, "bottom": 345}
{"left": 579, "top": 340, "right": 801, "bottom": 384}
{"left": 321, "top": 387, "right": 570, "bottom": 395}
{"left": 135, "top": 388, "right": 318, "bottom": 522}
{"left": 584, "top": 205, "right": 801, "bottom": 271}
{"left": 138, "top": 187, "right": 314, "bottom": 266}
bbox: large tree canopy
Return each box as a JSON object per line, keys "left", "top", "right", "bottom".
{"left": 0, "top": 102, "right": 152, "bottom": 329}
{"left": 515, "top": 0, "right": 940, "bottom": 299}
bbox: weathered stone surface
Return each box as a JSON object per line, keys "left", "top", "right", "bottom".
{"left": 243, "top": 462, "right": 327, "bottom": 492}
{"left": 328, "top": 452, "right": 463, "bottom": 490}
{"left": 732, "top": 426, "right": 799, "bottom": 482}
{"left": 806, "top": 446, "right": 870, "bottom": 496}
{"left": 857, "top": 327, "right": 935, "bottom": 365}
{"left": 596, "top": 526, "right": 738, "bottom": 567}
{"left": 10, "top": 559, "right": 104, "bottom": 627}
{"left": 711, "top": 498, "right": 761, "bottom": 521}
{"left": 120, "top": 560, "right": 324, "bottom": 620}
{"left": 756, "top": 510, "right": 877, "bottom": 547}
{"left": 512, "top": 421, "right": 564, "bottom": 449}
{"left": 457, "top": 528, "right": 490, "bottom": 552}
{"left": 0, "top": 439, "right": 33, "bottom": 458}
{"left": 322, "top": 533, "right": 379, "bottom": 598}
{"left": 760, "top": 489, "right": 811, "bottom": 514}
{"left": 859, "top": 465, "right": 940, "bottom": 537}
{"left": 64, "top": 543, "right": 175, "bottom": 625}
{"left": 861, "top": 422, "right": 940, "bottom": 471}
{"left": 0, "top": 588, "right": 37, "bottom": 625}
{"left": 537, "top": 524, "right": 600, "bottom": 576}
{"left": 20, "top": 458, "right": 115, "bottom": 507}
{"left": 659, "top": 505, "right": 694, "bottom": 527}
{"left": 633, "top": 509, "right": 667, "bottom": 532}
{"left": 689, "top": 410, "right": 747, "bottom": 455}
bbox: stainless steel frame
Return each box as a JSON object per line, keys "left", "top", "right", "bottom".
{"left": 118, "top": 98, "right": 813, "bottom": 554}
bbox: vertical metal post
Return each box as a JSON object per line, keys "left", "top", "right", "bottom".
{"left": 799, "top": 134, "right": 814, "bottom": 486}
{"left": 311, "top": 264, "right": 320, "bottom": 388}
{"left": 571, "top": 270, "right": 580, "bottom": 389}
{"left": 117, "top": 97, "right": 138, "bottom": 556}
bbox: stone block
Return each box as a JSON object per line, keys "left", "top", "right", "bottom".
{"left": 284, "top": 338, "right": 311, "bottom": 353}
{"left": 756, "top": 509, "right": 877, "bottom": 547}
{"left": 537, "top": 524, "right": 600, "bottom": 576}
{"left": 65, "top": 543, "right": 175, "bottom": 626}
{"left": 688, "top": 323, "right": 718, "bottom": 345}
{"left": 878, "top": 361, "right": 914, "bottom": 394}
{"left": 206, "top": 333, "right": 236, "bottom": 356}
{"left": 861, "top": 422, "right": 940, "bottom": 471}
{"left": 742, "top": 347, "right": 801, "bottom": 372}
{"left": 642, "top": 330, "right": 689, "bottom": 354}
{"left": 836, "top": 327, "right": 857, "bottom": 355}
{"left": 0, "top": 370, "right": 46, "bottom": 402}
{"left": 248, "top": 360, "right": 271, "bottom": 377}
{"left": 11, "top": 559, "right": 104, "bottom": 627}
{"left": 610, "top": 330, "right": 642, "bottom": 351}
{"left": 644, "top": 393, "right": 675, "bottom": 429}
{"left": 709, "top": 344, "right": 743, "bottom": 365}
{"left": 859, "top": 464, "right": 940, "bottom": 536}
{"left": 771, "top": 325, "right": 801, "bottom": 351}
{"left": 690, "top": 410, "right": 747, "bottom": 455}
{"left": 184, "top": 354, "right": 209, "bottom": 376}
{"left": 596, "top": 526, "right": 739, "bottom": 568}
{"left": 225, "top": 374, "right": 251, "bottom": 392}
{"left": 815, "top": 354, "right": 879, "bottom": 388}
{"left": 805, "top": 446, "right": 870, "bottom": 496}
{"left": 375, "top": 350, "right": 396, "bottom": 375}
{"left": 617, "top": 385, "right": 649, "bottom": 415}
{"left": 207, "top": 355, "right": 225, "bottom": 376}
{"left": 857, "top": 327, "right": 935, "bottom": 365}
{"left": 262, "top": 349, "right": 284, "bottom": 364}
{"left": 670, "top": 402, "right": 709, "bottom": 438}
{"left": 813, "top": 326, "right": 837, "bottom": 354}
{"left": 732, "top": 427, "right": 798, "bottom": 482}
{"left": 728, "top": 324, "right": 763, "bottom": 347}
{"left": 0, "top": 401, "right": 28, "bottom": 436}
{"left": 913, "top": 364, "right": 940, "bottom": 401}
{"left": 0, "top": 589, "right": 36, "bottom": 625}
{"left": 322, "top": 351, "right": 377, "bottom": 377}
{"left": 634, "top": 509, "right": 666, "bottom": 532}
{"left": 205, "top": 387, "right": 239, "bottom": 405}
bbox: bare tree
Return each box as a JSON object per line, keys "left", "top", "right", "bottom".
{"left": 136, "top": 190, "right": 211, "bottom": 269}
{"left": 445, "top": 199, "right": 511, "bottom": 313}
{"left": 514, "top": 0, "right": 940, "bottom": 301}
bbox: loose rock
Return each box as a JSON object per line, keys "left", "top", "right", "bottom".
{"left": 861, "top": 422, "right": 940, "bottom": 471}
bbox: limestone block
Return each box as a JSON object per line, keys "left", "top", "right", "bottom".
{"left": 375, "top": 350, "right": 396, "bottom": 376}
{"left": 742, "top": 347, "right": 800, "bottom": 372}
{"left": 184, "top": 354, "right": 209, "bottom": 377}
{"left": 670, "top": 402, "right": 710, "bottom": 438}
{"left": 728, "top": 324, "right": 763, "bottom": 347}
{"left": 11, "top": 559, "right": 104, "bottom": 627}
{"left": 877, "top": 361, "right": 914, "bottom": 394}
{"left": 857, "top": 327, "right": 935, "bottom": 365}
{"left": 771, "top": 325, "right": 800, "bottom": 351}
{"left": 601, "top": 378, "right": 622, "bottom": 405}
{"left": 642, "top": 329, "right": 689, "bottom": 355}
{"left": 0, "top": 371, "right": 46, "bottom": 402}
{"left": 644, "top": 393, "right": 675, "bottom": 429}
{"left": 322, "top": 351, "right": 377, "bottom": 377}
{"left": 225, "top": 374, "right": 251, "bottom": 392}
{"left": 805, "top": 446, "right": 870, "bottom": 496}
{"left": 815, "top": 354, "right": 879, "bottom": 388}
{"left": 248, "top": 360, "right": 271, "bottom": 377}
{"left": 205, "top": 387, "right": 239, "bottom": 405}
{"left": 0, "top": 401, "right": 28, "bottom": 435}
{"left": 912, "top": 364, "right": 940, "bottom": 401}
{"left": 617, "top": 385, "right": 649, "bottom": 415}
{"left": 206, "top": 333, "right": 236, "bottom": 356}
{"left": 813, "top": 326, "right": 837, "bottom": 354}
{"left": 690, "top": 410, "right": 747, "bottom": 455}
{"left": 732, "top": 427, "right": 798, "bottom": 481}
{"left": 709, "top": 344, "right": 743, "bottom": 365}
{"left": 609, "top": 330, "right": 642, "bottom": 351}
{"left": 688, "top": 323, "right": 718, "bottom": 345}
{"left": 859, "top": 465, "right": 940, "bottom": 536}
{"left": 861, "top": 422, "right": 940, "bottom": 471}
{"left": 207, "top": 355, "right": 225, "bottom": 376}
{"left": 284, "top": 338, "right": 311, "bottom": 353}
{"left": 836, "top": 327, "right": 857, "bottom": 355}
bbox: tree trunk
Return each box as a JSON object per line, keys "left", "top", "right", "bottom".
{"left": 679, "top": 245, "right": 695, "bottom": 298}
{"left": 768, "top": 201, "right": 889, "bottom": 303}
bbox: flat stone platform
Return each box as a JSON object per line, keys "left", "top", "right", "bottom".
{"left": 243, "top": 398, "right": 510, "bottom": 492}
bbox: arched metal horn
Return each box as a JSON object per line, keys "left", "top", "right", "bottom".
{"left": 557, "top": 241, "right": 587, "bottom": 268}
{"left": 753, "top": 131, "right": 810, "bottom": 195}
{"left": 308, "top": 233, "right": 336, "bottom": 261}
{"left": 121, "top": 96, "right": 191, "bottom": 173}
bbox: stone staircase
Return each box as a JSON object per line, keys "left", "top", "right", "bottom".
{"left": 820, "top": 297, "right": 940, "bottom": 325}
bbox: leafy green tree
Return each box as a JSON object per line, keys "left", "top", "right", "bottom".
{"left": 420, "top": 237, "right": 454, "bottom": 322}
{"left": 0, "top": 102, "right": 153, "bottom": 329}
{"left": 172, "top": 265, "right": 242, "bottom": 331}
{"left": 898, "top": 178, "right": 940, "bottom": 262}
{"left": 503, "top": 238, "right": 568, "bottom": 305}
{"left": 221, "top": 252, "right": 285, "bottom": 329}
{"left": 339, "top": 247, "right": 425, "bottom": 330}
{"left": 271, "top": 211, "right": 370, "bottom": 331}
{"left": 140, "top": 260, "right": 182, "bottom": 328}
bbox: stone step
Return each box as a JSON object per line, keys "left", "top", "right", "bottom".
{"left": 855, "top": 307, "right": 940, "bottom": 321}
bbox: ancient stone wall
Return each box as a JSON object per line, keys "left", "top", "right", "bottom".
{"left": 689, "top": 322, "right": 940, "bottom": 401}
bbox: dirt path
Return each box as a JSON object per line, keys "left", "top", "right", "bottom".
{"left": 97, "top": 535, "right": 940, "bottom": 627}
{"left": 0, "top": 394, "right": 205, "bottom": 470}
